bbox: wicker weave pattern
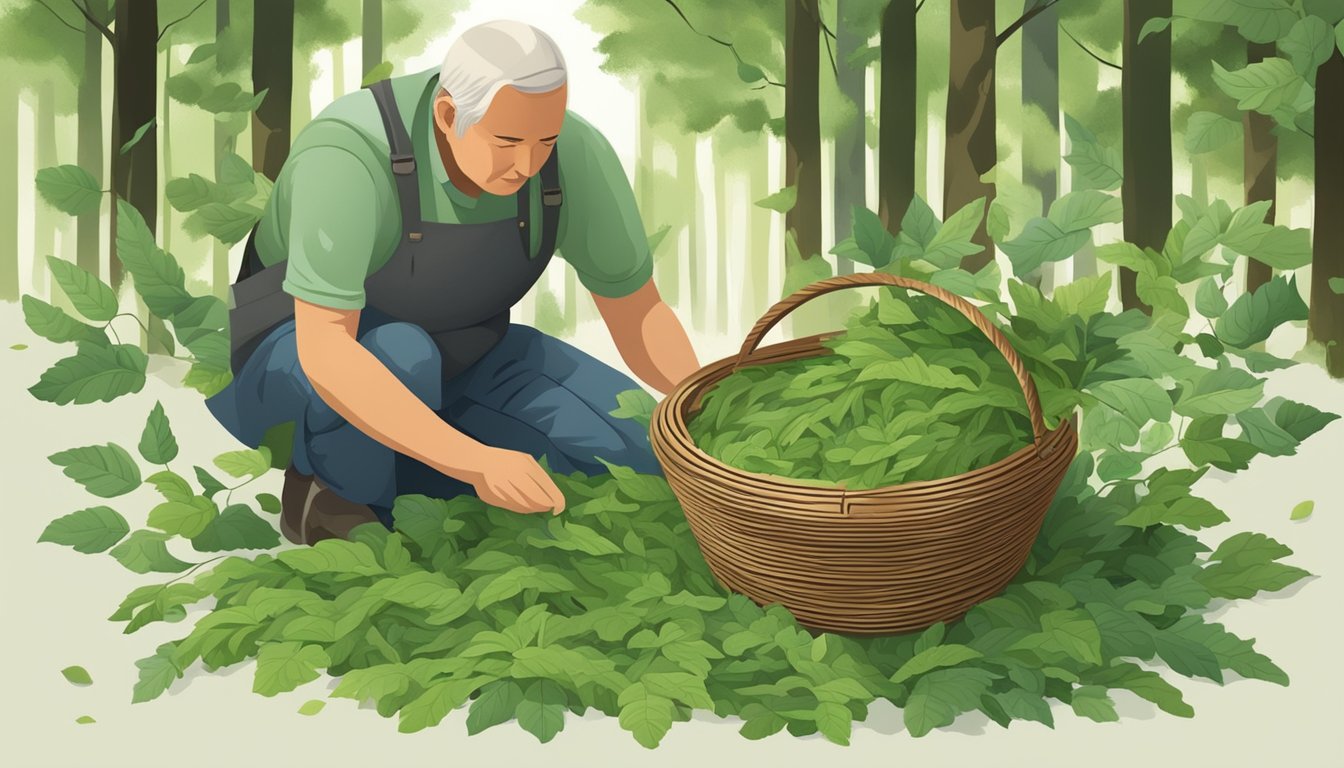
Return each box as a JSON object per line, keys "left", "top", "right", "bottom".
{"left": 650, "top": 273, "right": 1079, "bottom": 635}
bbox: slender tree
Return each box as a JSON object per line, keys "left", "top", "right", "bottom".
{"left": 785, "top": 0, "right": 822, "bottom": 269}
{"left": 1021, "top": 0, "right": 1059, "bottom": 292}
{"left": 363, "top": 0, "right": 383, "bottom": 75}
{"left": 1242, "top": 40, "right": 1276, "bottom": 295}
{"left": 832, "top": 0, "right": 866, "bottom": 273}
{"left": 251, "top": 0, "right": 294, "bottom": 181}
{"left": 77, "top": 16, "right": 103, "bottom": 279}
{"left": 0, "top": 79, "right": 16, "bottom": 301}
{"left": 1311, "top": 47, "right": 1344, "bottom": 376}
{"left": 879, "top": 0, "right": 916, "bottom": 234}
{"left": 1119, "top": 0, "right": 1169, "bottom": 314}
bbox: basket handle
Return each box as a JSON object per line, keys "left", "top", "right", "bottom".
{"left": 733, "top": 272, "right": 1054, "bottom": 458}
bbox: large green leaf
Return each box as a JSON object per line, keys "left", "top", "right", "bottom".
{"left": 515, "top": 679, "right": 568, "bottom": 743}
{"left": 1211, "top": 58, "right": 1304, "bottom": 114}
{"left": 1175, "top": 365, "right": 1265, "bottom": 418}
{"left": 28, "top": 341, "right": 147, "bottom": 405}
{"left": 1280, "top": 15, "right": 1336, "bottom": 76}
{"left": 188, "top": 506, "right": 281, "bottom": 552}
{"left": 1213, "top": 275, "right": 1309, "bottom": 348}
{"left": 617, "top": 683, "right": 676, "bottom": 748}
{"left": 45, "top": 257, "right": 118, "bottom": 323}
{"left": 108, "top": 530, "right": 193, "bottom": 574}
{"left": 754, "top": 185, "right": 797, "bottom": 213}
{"left": 147, "top": 495, "right": 218, "bottom": 538}
{"left": 38, "top": 506, "right": 130, "bottom": 554}
{"left": 1184, "top": 112, "right": 1241, "bottom": 154}
{"left": 904, "top": 668, "right": 997, "bottom": 737}
{"left": 115, "top": 201, "right": 194, "bottom": 318}
{"left": 22, "top": 295, "right": 108, "bottom": 346}
{"left": 48, "top": 443, "right": 142, "bottom": 497}
{"left": 35, "top": 165, "right": 103, "bottom": 216}
{"left": 1047, "top": 190, "right": 1124, "bottom": 233}
{"left": 253, "top": 642, "right": 331, "bottom": 696}
{"left": 138, "top": 401, "right": 179, "bottom": 465}
{"left": 466, "top": 681, "right": 525, "bottom": 735}
{"left": 1087, "top": 379, "right": 1173, "bottom": 427}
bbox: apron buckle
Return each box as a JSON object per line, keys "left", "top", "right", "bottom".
{"left": 542, "top": 188, "right": 563, "bottom": 207}
{"left": 391, "top": 154, "right": 416, "bottom": 175}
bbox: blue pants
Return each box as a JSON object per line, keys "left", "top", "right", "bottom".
{"left": 204, "top": 306, "right": 663, "bottom": 527}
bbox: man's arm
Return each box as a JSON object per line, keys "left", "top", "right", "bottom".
{"left": 591, "top": 277, "right": 700, "bottom": 395}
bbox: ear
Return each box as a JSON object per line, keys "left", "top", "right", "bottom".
{"left": 433, "top": 91, "right": 457, "bottom": 137}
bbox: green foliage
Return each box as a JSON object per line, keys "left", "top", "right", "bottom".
{"left": 46, "top": 256, "right": 118, "bottom": 323}
{"left": 75, "top": 715, "right": 95, "bottom": 724}
{"left": 167, "top": 154, "right": 270, "bottom": 246}
{"left": 1063, "top": 115, "right": 1122, "bottom": 191}
{"left": 1290, "top": 501, "right": 1314, "bottom": 520}
{"left": 119, "top": 118, "right": 156, "bottom": 156}
{"left": 48, "top": 443, "right": 142, "bottom": 498}
{"left": 609, "top": 388, "right": 658, "bottom": 429}
{"left": 39, "top": 507, "right": 130, "bottom": 554}
{"left": 754, "top": 185, "right": 797, "bottom": 214}
{"left": 61, "top": 665, "right": 93, "bottom": 685}
{"left": 1184, "top": 111, "right": 1241, "bottom": 154}
{"left": 1001, "top": 190, "right": 1123, "bottom": 277}
{"left": 139, "top": 402, "right": 180, "bottom": 465}
{"left": 35, "top": 165, "right": 103, "bottom": 216}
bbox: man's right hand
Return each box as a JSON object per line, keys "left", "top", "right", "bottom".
{"left": 463, "top": 445, "right": 567, "bottom": 515}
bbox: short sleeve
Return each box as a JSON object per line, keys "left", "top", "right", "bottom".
{"left": 554, "top": 114, "right": 654, "bottom": 299}
{"left": 280, "top": 146, "right": 381, "bottom": 310}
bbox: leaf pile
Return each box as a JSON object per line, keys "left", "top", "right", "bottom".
{"left": 688, "top": 290, "right": 1043, "bottom": 490}
{"left": 102, "top": 450, "right": 1315, "bottom": 747}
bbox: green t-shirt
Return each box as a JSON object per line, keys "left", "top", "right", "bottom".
{"left": 256, "top": 68, "right": 653, "bottom": 310}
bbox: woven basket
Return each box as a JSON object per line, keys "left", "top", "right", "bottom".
{"left": 649, "top": 272, "right": 1079, "bottom": 635}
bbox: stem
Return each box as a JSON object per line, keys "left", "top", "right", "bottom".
{"left": 224, "top": 474, "right": 261, "bottom": 506}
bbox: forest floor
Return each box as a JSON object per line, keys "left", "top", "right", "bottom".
{"left": 2, "top": 299, "right": 1342, "bottom": 768}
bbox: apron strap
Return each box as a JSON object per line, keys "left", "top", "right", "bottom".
{"left": 367, "top": 78, "right": 423, "bottom": 242}
{"left": 517, "top": 148, "right": 563, "bottom": 257}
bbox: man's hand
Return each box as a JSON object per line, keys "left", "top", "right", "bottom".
{"left": 462, "top": 445, "right": 567, "bottom": 515}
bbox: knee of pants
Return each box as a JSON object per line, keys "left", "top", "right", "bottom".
{"left": 305, "top": 321, "right": 444, "bottom": 433}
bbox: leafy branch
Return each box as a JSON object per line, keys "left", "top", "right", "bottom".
{"left": 1061, "top": 22, "right": 1122, "bottom": 71}
{"left": 660, "top": 0, "right": 785, "bottom": 88}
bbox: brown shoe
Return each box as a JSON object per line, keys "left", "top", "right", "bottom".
{"left": 279, "top": 464, "right": 381, "bottom": 545}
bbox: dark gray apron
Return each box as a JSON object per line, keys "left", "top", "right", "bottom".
{"left": 226, "top": 75, "right": 563, "bottom": 380}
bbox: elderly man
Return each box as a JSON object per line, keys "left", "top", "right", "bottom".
{"left": 205, "top": 20, "right": 700, "bottom": 545}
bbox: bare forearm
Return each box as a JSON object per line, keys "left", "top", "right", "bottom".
{"left": 615, "top": 301, "right": 700, "bottom": 395}
{"left": 301, "top": 338, "right": 485, "bottom": 482}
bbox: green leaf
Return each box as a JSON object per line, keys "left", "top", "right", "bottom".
{"left": 646, "top": 223, "right": 672, "bottom": 258}
{"left": 193, "top": 465, "right": 228, "bottom": 499}
{"left": 1214, "top": 273, "right": 1306, "bottom": 344}
{"left": 256, "top": 492, "right": 282, "bottom": 515}
{"left": 1137, "top": 16, "right": 1170, "bottom": 43}
{"left": 298, "top": 699, "right": 326, "bottom": 716}
{"left": 1088, "top": 379, "right": 1172, "bottom": 427}
{"left": 608, "top": 388, "right": 658, "bottom": 428}
{"left": 38, "top": 506, "right": 129, "bottom": 554}
{"left": 516, "top": 679, "right": 567, "bottom": 743}
{"left": 1174, "top": 366, "right": 1265, "bottom": 418}
{"left": 1070, "top": 685, "right": 1119, "bottom": 722}
{"left": 1280, "top": 15, "right": 1336, "bottom": 76}
{"left": 75, "top": 715, "right": 96, "bottom": 724}
{"left": 855, "top": 357, "right": 977, "bottom": 391}
{"left": 165, "top": 174, "right": 227, "bottom": 212}
{"left": 1330, "top": 276, "right": 1344, "bottom": 294}
{"left": 61, "top": 665, "right": 93, "bottom": 685}
{"left": 736, "top": 60, "right": 766, "bottom": 83}
{"left": 21, "top": 295, "right": 108, "bottom": 345}
{"left": 1289, "top": 499, "right": 1315, "bottom": 521}
{"left": 277, "top": 539, "right": 385, "bottom": 577}
{"left": 1212, "top": 58, "right": 1304, "bottom": 114}
{"left": 831, "top": 206, "right": 896, "bottom": 268}
{"left": 115, "top": 201, "right": 194, "bottom": 318}
{"left": 138, "top": 401, "right": 179, "bottom": 465}
{"left": 1001, "top": 219, "right": 1092, "bottom": 276}
{"left": 1053, "top": 272, "right": 1113, "bottom": 320}
{"left": 48, "top": 443, "right": 142, "bottom": 497}
{"left": 814, "top": 700, "right": 853, "bottom": 745}
{"left": 466, "top": 681, "right": 525, "bottom": 735}
{"left": 131, "top": 643, "right": 181, "bottom": 703}
{"left": 214, "top": 447, "right": 272, "bottom": 479}
{"left": 253, "top": 642, "right": 331, "bottom": 696}
{"left": 1047, "top": 190, "right": 1124, "bottom": 232}
{"left": 35, "top": 165, "right": 103, "bottom": 215}
{"left": 890, "top": 644, "right": 983, "bottom": 683}
{"left": 29, "top": 341, "right": 150, "bottom": 405}
{"left": 108, "top": 530, "right": 193, "bottom": 574}
{"left": 119, "top": 118, "right": 156, "bottom": 156}
{"left": 188, "top": 202, "right": 262, "bottom": 245}
{"left": 1195, "top": 279, "right": 1228, "bottom": 319}
{"left": 1268, "top": 396, "right": 1340, "bottom": 441}
{"left": 754, "top": 185, "right": 798, "bottom": 213}
{"left": 360, "top": 60, "right": 394, "bottom": 87}
{"left": 1063, "top": 114, "right": 1122, "bottom": 190}
{"left": 398, "top": 677, "right": 487, "bottom": 733}
{"left": 45, "top": 256, "right": 118, "bottom": 323}
{"left": 903, "top": 668, "right": 997, "bottom": 737}
{"left": 1234, "top": 408, "right": 1301, "bottom": 457}
{"left": 148, "top": 495, "right": 218, "bottom": 538}
{"left": 925, "top": 196, "right": 986, "bottom": 267}
{"left": 1184, "top": 111, "right": 1241, "bottom": 154}
{"left": 781, "top": 251, "right": 833, "bottom": 299}
{"left": 186, "top": 42, "right": 217, "bottom": 64}
{"left": 617, "top": 683, "right": 676, "bottom": 748}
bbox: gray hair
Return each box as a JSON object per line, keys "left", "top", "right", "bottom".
{"left": 437, "top": 20, "right": 568, "bottom": 137}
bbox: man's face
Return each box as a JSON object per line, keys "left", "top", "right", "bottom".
{"left": 434, "top": 83, "right": 567, "bottom": 196}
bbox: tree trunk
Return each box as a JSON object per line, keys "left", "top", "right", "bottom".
{"left": 77, "top": 22, "right": 104, "bottom": 282}
{"left": 112, "top": 0, "right": 167, "bottom": 354}
{"left": 833, "top": 0, "right": 865, "bottom": 273}
{"left": 333, "top": 44, "right": 345, "bottom": 101}
{"left": 363, "top": 0, "right": 383, "bottom": 76}
{"left": 34, "top": 80, "right": 57, "bottom": 302}
{"left": 879, "top": 0, "right": 916, "bottom": 233}
{"left": 785, "top": 0, "right": 821, "bottom": 264}
{"left": 213, "top": 0, "right": 231, "bottom": 297}
{"left": 1120, "top": 0, "right": 1169, "bottom": 314}
{"left": 0, "top": 80, "right": 16, "bottom": 301}
{"left": 944, "top": 0, "right": 996, "bottom": 271}
{"left": 680, "top": 133, "right": 703, "bottom": 331}
{"left": 110, "top": 0, "right": 159, "bottom": 294}
{"left": 1021, "top": 0, "right": 1058, "bottom": 292}
{"left": 750, "top": 142, "right": 772, "bottom": 321}
{"left": 252, "top": 0, "right": 294, "bottom": 181}
{"left": 1243, "top": 40, "right": 1277, "bottom": 296}
{"left": 715, "top": 135, "right": 730, "bottom": 335}
{"left": 160, "top": 39, "right": 173, "bottom": 255}
{"left": 1310, "top": 48, "right": 1344, "bottom": 377}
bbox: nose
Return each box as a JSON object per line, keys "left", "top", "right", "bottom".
{"left": 514, "top": 143, "right": 546, "bottom": 179}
